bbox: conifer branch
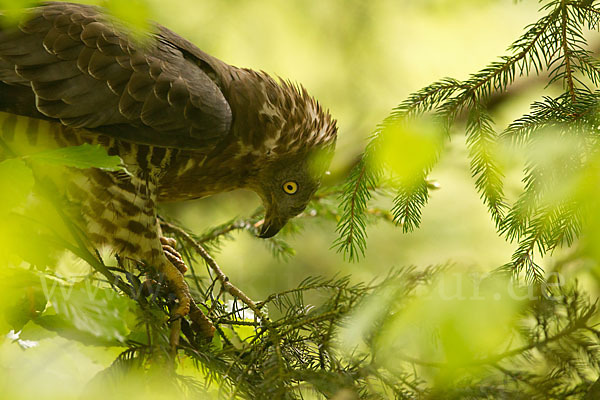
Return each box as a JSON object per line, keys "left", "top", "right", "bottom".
{"left": 333, "top": 149, "right": 380, "bottom": 261}
{"left": 335, "top": 0, "right": 600, "bottom": 273}
{"left": 391, "top": 176, "right": 430, "bottom": 232}
{"left": 561, "top": 0, "right": 577, "bottom": 101}
{"left": 466, "top": 102, "right": 507, "bottom": 226}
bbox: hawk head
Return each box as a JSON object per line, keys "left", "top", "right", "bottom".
{"left": 255, "top": 148, "right": 334, "bottom": 238}
{"left": 229, "top": 72, "right": 337, "bottom": 238}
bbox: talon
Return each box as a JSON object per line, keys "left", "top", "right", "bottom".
{"left": 189, "top": 301, "right": 215, "bottom": 339}
{"left": 161, "top": 239, "right": 188, "bottom": 274}
{"left": 158, "top": 257, "right": 192, "bottom": 321}
{"left": 173, "top": 297, "right": 191, "bottom": 318}
{"left": 160, "top": 236, "right": 177, "bottom": 248}
{"left": 167, "top": 297, "right": 191, "bottom": 323}
{"left": 153, "top": 241, "right": 195, "bottom": 342}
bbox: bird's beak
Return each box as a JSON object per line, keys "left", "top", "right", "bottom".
{"left": 258, "top": 203, "right": 287, "bottom": 239}
{"left": 258, "top": 222, "right": 282, "bottom": 238}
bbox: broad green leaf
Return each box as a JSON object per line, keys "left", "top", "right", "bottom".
{"left": 0, "top": 212, "right": 64, "bottom": 268}
{"left": 220, "top": 323, "right": 256, "bottom": 350}
{"left": 18, "top": 318, "right": 58, "bottom": 341}
{"left": 211, "top": 330, "right": 223, "bottom": 351}
{"left": 0, "top": 158, "right": 64, "bottom": 267}
{"left": 125, "top": 307, "right": 166, "bottom": 346}
{"left": 232, "top": 324, "right": 256, "bottom": 342}
{"left": 27, "top": 144, "right": 122, "bottom": 171}
{"left": 0, "top": 267, "right": 46, "bottom": 334}
{"left": 41, "top": 283, "right": 136, "bottom": 345}
{"left": 0, "top": 158, "right": 34, "bottom": 214}
{"left": 34, "top": 315, "right": 122, "bottom": 347}
{"left": 4, "top": 288, "right": 47, "bottom": 332}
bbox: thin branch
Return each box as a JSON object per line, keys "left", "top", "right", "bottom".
{"left": 562, "top": 0, "right": 577, "bottom": 102}
{"left": 160, "top": 220, "right": 269, "bottom": 323}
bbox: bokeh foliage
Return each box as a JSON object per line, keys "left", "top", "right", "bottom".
{"left": 335, "top": 0, "right": 600, "bottom": 275}
{"left": 2, "top": 0, "right": 600, "bottom": 399}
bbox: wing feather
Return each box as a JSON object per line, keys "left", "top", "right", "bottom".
{"left": 0, "top": 2, "right": 232, "bottom": 149}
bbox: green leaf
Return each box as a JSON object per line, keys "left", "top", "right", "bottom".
{"left": 35, "top": 315, "right": 122, "bottom": 346}
{"left": 231, "top": 324, "right": 257, "bottom": 343}
{"left": 0, "top": 158, "right": 34, "bottom": 214}
{"left": 211, "top": 330, "right": 223, "bottom": 351}
{"left": 0, "top": 267, "right": 46, "bottom": 334}
{"left": 40, "top": 283, "right": 136, "bottom": 345}
{"left": 0, "top": 212, "right": 65, "bottom": 268}
{"left": 27, "top": 144, "right": 122, "bottom": 171}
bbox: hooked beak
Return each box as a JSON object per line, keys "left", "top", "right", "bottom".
{"left": 258, "top": 213, "right": 287, "bottom": 238}
{"left": 258, "top": 222, "right": 282, "bottom": 238}
{"left": 257, "top": 200, "right": 288, "bottom": 239}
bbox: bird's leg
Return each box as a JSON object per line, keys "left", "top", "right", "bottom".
{"left": 156, "top": 253, "right": 192, "bottom": 320}
{"left": 153, "top": 235, "right": 190, "bottom": 318}
{"left": 159, "top": 236, "right": 215, "bottom": 339}
{"left": 69, "top": 166, "right": 212, "bottom": 347}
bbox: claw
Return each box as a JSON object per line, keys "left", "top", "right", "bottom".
{"left": 156, "top": 237, "right": 214, "bottom": 344}
{"left": 173, "top": 296, "right": 191, "bottom": 318}
{"left": 168, "top": 301, "right": 213, "bottom": 343}
{"left": 161, "top": 236, "right": 188, "bottom": 274}
{"left": 160, "top": 236, "right": 177, "bottom": 248}
{"left": 158, "top": 258, "right": 191, "bottom": 322}
{"left": 189, "top": 301, "right": 215, "bottom": 339}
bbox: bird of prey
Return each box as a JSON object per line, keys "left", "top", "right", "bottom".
{"left": 0, "top": 2, "right": 337, "bottom": 325}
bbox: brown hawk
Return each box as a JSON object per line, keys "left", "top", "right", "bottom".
{"left": 0, "top": 2, "right": 337, "bottom": 322}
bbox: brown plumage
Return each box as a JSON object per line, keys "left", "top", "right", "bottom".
{"left": 0, "top": 2, "right": 337, "bottom": 322}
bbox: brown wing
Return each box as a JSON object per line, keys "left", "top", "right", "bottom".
{"left": 0, "top": 2, "right": 232, "bottom": 149}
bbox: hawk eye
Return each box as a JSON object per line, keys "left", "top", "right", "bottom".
{"left": 282, "top": 181, "right": 298, "bottom": 195}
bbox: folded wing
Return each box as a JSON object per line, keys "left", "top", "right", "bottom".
{"left": 0, "top": 2, "right": 232, "bottom": 149}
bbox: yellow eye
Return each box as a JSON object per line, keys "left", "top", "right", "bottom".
{"left": 282, "top": 181, "right": 298, "bottom": 194}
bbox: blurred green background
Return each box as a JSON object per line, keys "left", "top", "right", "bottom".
{"left": 1, "top": 0, "right": 555, "bottom": 398}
